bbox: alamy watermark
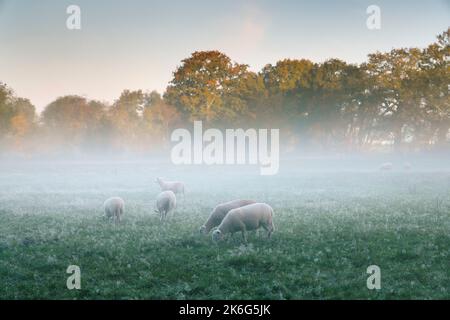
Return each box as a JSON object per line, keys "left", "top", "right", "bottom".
{"left": 366, "top": 5, "right": 381, "bottom": 30}
{"left": 366, "top": 265, "right": 381, "bottom": 290}
{"left": 171, "top": 121, "right": 280, "bottom": 175}
{"left": 66, "top": 5, "right": 81, "bottom": 30}
{"left": 66, "top": 265, "right": 81, "bottom": 290}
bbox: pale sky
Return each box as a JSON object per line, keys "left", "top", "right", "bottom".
{"left": 0, "top": 0, "right": 449, "bottom": 112}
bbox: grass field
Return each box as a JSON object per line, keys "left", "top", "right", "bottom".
{"left": 0, "top": 159, "right": 449, "bottom": 299}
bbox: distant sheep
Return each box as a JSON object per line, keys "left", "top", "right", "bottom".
{"left": 212, "top": 203, "right": 274, "bottom": 243}
{"left": 379, "top": 162, "right": 393, "bottom": 171}
{"left": 199, "top": 199, "right": 256, "bottom": 234}
{"left": 104, "top": 197, "right": 124, "bottom": 224}
{"left": 155, "top": 177, "right": 185, "bottom": 195}
{"left": 155, "top": 190, "right": 177, "bottom": 221}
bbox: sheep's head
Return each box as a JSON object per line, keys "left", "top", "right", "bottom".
{"left": 212, "top": 229, "right": 223, "bottom": 242}
{"left": 199, "top": 225, "right": 207, "bottom": 234}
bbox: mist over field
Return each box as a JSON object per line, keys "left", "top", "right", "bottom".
{"left": 0, "top": 155, "right": 449, "bottom": 299}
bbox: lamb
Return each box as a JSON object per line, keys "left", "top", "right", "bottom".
{"left": 103, "top": 197, "right": 124, "bottom": 224}
{"left": 212, "top": 203, "right": 274, "bottom": 243}
{"left": 155, "top": 177, "right": 185, "bottom": 195}
{"left": 155, "top": 190, "right": 177, "bottom": 221}
{"left": 199, "top": 199, "right": 256, "bottom": 234}
{"left": 379, "top": 162, "right": 393, "bottom": 171}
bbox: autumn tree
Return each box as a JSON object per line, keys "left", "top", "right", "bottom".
{"left": 164, "top": 51, "right": 254, "bottom": 126}
{"left": 366, "top": 47, "right": 425, "bottom": 151}
{"left": 42, "top": 95, "right": 108, "bottom": 152}
{"left": 10, "top": 98, "right": 36, "bottom": 145}
{"left": 260, "top": 59, "right": 314, "bottom": 123}
{"left": 142, "top": 91, "right": 180, "bottom": 148}
{"left": 0, "top": 83, "right": 37, "bottom": 152}
{"left": 419, "top": 28, "right": 450, "bottom": 148}
{"left": 108, "top": 90, "right": 147, "bottom": 151}
{"left": 0, "top": 83, "right": 14, "bottom": 137}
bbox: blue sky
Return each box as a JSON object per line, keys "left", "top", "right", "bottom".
{"left": 0, "top": 0, "right": 449, "bottom": 111}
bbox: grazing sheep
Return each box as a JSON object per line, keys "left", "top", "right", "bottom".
{"left": 155, "top": 177, "right": 185, "bottom": 195}
{"left": 155, "top": 190, "right": 177, "bottom": 221}
{"left": 199, "top": 199, "right": 256, "bottom": 234}
{"left": 212, "top": 203, "right": 274, "bottom": 243}
{"left": 379, "top": 162, "right": 393, "bottom": 171}
{"left": 104, "top": 197, "right": 124, "bottom": 224}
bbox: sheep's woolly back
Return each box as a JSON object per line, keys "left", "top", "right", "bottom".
{"left": 218, "top": 203, "right": 274, "bottom": 234}
{"left": 203, "top": 199, "right": 256, "bottom": 233}
{"left": 156, "top": 178, "right": 185, "bottom": 194}
{"left": 104, "top": 197, "right": 125, "bottom": 219}
{"left": 156, "top": 190, "right": 177, "bottom": 213}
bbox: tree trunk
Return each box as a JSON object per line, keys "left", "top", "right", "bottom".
{"left": 436, "top": 120, "right": 450, "bottom": 149}
{"left": 393, "top": 125, "right": 403, "bottom": 153}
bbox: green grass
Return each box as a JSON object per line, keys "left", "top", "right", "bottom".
{"left": 0, "top": 162, "right": 449, "bottom": 299}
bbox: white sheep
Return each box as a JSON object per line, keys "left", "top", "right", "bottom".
{"left": 212, "top": 203, "right": 274, "bottom": 243}
{"left": 103, "top": 197, "right": 124, "bottom": 224}
{"left": 199, "top": 199, "right": 256, "bottom": 234}
{"left": 379, "top": 162, "right": 393, "bottom": 171}
{"left": 155, "top": 177, "right": 185, "bottom": 195}
{"left": 155, "top": 190, "right": 177, "bottom": 221}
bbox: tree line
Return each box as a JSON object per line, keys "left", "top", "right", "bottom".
{"left": 0, "top": 28, "right": 448, "bottom": 156}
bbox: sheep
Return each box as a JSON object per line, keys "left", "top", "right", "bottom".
{"left": 155, "top": 177, "right": 185, "bottom": 195}
{"left": 212, "top": 203, "right": 274, "bottom": 243}
{"left": 199, "top": 199, "right": 256, "bottom": 234}
{"left": 103, "top": 197, "right": 124, "bottom": 224}
{"left": 155, "top": 190, "right": 177, "bottom": 221}
{"left": 379, "top": 162, "right": 393, "bottom": 171}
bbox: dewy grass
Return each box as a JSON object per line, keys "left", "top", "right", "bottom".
{"left": 0, "top": 161, "right": 449, "bottom": 299}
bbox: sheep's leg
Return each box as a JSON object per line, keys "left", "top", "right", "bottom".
{"left": 257, "top": 228, "right": 264, "bottom": 238}
{"left": 261, "top": 223, "right": 272, "bottom": 238}
{"left": 267, "top": 223, "right": 274, "bottom": 239}
{"left": 241, "top": 230, "right": 248, "bottom": 243}
{"left": 114, "top": 211, "right": 119, "bottom": 225}
{"left": 231, "top": 232, "right": 239, "bottom": 244}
